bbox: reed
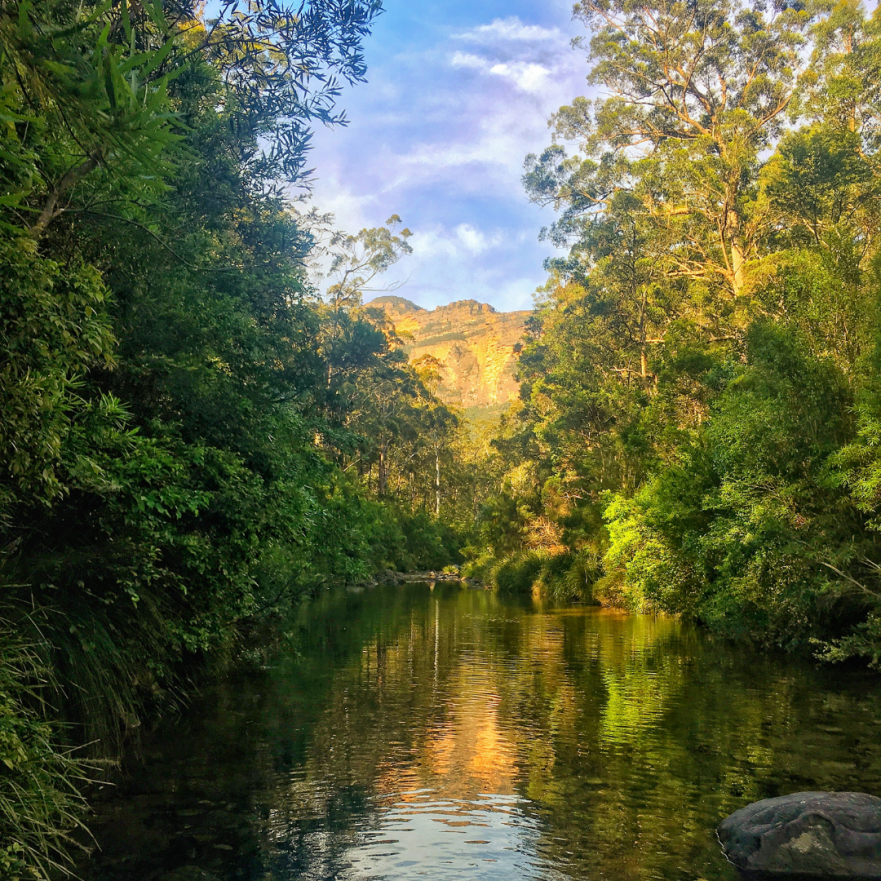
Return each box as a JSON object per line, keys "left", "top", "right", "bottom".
{"left": 0, "top": 618, "right": 91, "bottom": 880}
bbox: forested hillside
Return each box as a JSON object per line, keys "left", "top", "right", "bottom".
{"left": 0, "top": 2, "right": 479, "bottom": 875}
{"left": 468, "top": 0, "right": 881, "bottom": 671}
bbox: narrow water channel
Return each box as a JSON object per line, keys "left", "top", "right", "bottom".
{"left": 79, "top": 582, "right": 881, "bottom": 881}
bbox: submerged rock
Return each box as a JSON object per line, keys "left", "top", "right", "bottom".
{"left": 718, "top": 792, "right": 881, "bottom": 877}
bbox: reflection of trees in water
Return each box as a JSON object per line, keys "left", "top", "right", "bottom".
{"left": 80, "top": 584, "right": 881, "bottom": 881}
{"left": 518, "top": 615, "right": 881, "bottom": 881}
{"left": 276, "top": 587, "right": 881, "bottom": 881}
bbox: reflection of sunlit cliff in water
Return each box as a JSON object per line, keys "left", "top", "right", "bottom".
{"left": 421, "top": 672, "right": 517, "bottom": 797}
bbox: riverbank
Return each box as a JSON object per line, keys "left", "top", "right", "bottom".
{"left": 363, "top": 569, "right": 484, "bottom": 587}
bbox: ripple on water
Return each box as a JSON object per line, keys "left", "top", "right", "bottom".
{"left": 338, "top": 790, "right": 568, "bottom": 881}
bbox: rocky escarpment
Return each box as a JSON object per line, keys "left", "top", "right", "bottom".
{"left": 369, "top": 296, "right": 530, "bottom": 410}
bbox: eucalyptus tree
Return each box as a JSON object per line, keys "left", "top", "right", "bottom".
{"left": 0, "top": 0, "right": 385, "bottom": 511}
{"left": 497, "top": 0, "right": 881, "bottom": 663}
{"left": 525, "top": 0, "right": 816, "bottom": 299}
{"left": 411, "top": 355, "right": 459, "bottom": 516}
{"left": 513, "top": 0, "right": 822, "bottom": 520}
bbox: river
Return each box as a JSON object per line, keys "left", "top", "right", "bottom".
{"left": 78, "top": 582, "right": 881, "bottom": 881}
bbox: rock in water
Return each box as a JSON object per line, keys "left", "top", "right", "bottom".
{"left": 718, "top": 792, "right": 881, "bottom": 877}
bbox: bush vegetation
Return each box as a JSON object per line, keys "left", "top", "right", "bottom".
{"left": 465, "top": 0, "right": 881, "bottom": 668}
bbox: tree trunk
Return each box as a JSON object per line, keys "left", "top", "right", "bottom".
{"left": 30, "top": 156, "right": 99, "bottom": 238}
{"left": 378, "top": 444, "right": 388, "bottom": 496}
{"left": 731, "top": 239, "right": 745, "bottom": 294}
{"left": 435, "top": 448, "right": 441, "bottom": 518}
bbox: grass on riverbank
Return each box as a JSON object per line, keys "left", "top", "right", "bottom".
{"left": 464, "top": 548, "right": 609, "bottom": 604}
{"left": 0, "top": 620, "right": 93, "bottom": 880}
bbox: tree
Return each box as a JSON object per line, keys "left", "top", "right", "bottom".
{"left": 525, "top": 0, "right": 816, "bottom": 297}
{"left": 412, "top": 355, "right": 458, "bottom": 516}
{"left": 0, "top": 4, "right": 424, "bottom": 876}
{"left": 476, "top": 0, "right": 881, "bottom": 659}
{"left": 0, "top": 0, "right": 384, "bottom": 240}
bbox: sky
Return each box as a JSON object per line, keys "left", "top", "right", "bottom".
{"left": 301, "top": 0, "right": 592, "bottom": 313}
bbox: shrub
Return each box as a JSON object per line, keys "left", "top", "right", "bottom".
{"left": 541, "top": 549, "right": 604, "bottom": 603}
{"left": 494, "top": 552, "right": 546, "bottom": 594}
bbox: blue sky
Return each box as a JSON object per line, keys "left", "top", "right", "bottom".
{"left": 303, "top": 0, "right": 591, "bottom": 312}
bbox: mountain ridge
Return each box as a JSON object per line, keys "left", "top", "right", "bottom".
{"left": 369, "top": 296, "right": 531, "bottom": 410}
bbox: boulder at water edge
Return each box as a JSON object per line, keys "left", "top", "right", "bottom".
{"left": 718, "top": 792, "right": 881, "bottom": 877}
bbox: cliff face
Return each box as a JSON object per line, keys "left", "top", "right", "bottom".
{"left": 370, "top": 296, "right": 530, "bottom": 410}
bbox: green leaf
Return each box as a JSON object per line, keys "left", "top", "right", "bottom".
{"left": 120, "top": 0, "right": 132, "bottom": 42}
{"left": 144, "top": 0, "right": 168, "bottom": 31}
{"left": 141, "top": 36, "right": 177, "bottom": 80}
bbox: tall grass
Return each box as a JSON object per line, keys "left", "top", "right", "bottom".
{"left": 0, "top": 619, "right": 91, "bottom": 880}
{"left": 487, "top": 549, "right": 604, "bottom": 603}
{"left": 494, "top": 552, "right": 547, "bottom": 594}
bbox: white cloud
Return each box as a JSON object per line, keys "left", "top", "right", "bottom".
{"left": 408, "top": 228, "right": 462, "bottom": 260}
{"left": 456, "top": 223, "right": 503, "bottom": 253}
{"left": 451, "top": 52, "right": 552, "bottom": 94}
{"left": 456, "top": 17, "right": 561, "bottom": 44}
{"left": 305, "top": 179, "right": 375, "bottom": 233}
{"left": 488, "top": 61, "right": 551, "bottom": 93}
{"left": 304, "top": 7, "right": 588, "bottom": 311}
{"left": 450, "top": 51, "right": 487, "bottom": 71}
{"left": 407, "top": 223, "right": 503, "bottom": 261}
{"left": 387, "top": 93, "right": 564, "bottom": 193}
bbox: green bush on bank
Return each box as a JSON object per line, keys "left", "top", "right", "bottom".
{"left": 361, "top": 504, "right": 465, "bottom": 573}
{"left": 482, "top": 549, "right": 603, "bottom": 602}
{"left": 494, "top": 552, "right": 546, "bottom": 594}
{"left": 602, "top": 322, "right": 881, "bottom": 657}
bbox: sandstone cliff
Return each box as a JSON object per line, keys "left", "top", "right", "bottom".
{"left": 369, "top": 296, "right": 530, "bottom": 410}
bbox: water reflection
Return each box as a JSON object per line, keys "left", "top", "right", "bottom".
{"left": 79, "top": 584, "right": 881, "bottom": 881}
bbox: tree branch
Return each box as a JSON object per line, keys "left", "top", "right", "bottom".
{"left": 30, "top": 156, "right": 99, "bottom": 238}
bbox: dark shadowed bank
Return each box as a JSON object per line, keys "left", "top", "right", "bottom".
{"left": 0, "top": 1, "right": 475, "bottom": 876}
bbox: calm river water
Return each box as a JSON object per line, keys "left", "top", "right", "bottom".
{"left": 79, "top": 582, "right": 881, "bottom": 881}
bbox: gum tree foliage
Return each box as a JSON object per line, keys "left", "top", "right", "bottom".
{"left": 524, "top": 0, "right": 815, "bottom": 295}
{"left": 305, "top": 219, "right": 463, "bottom": 522}
{"left": 479, "top": 0, "right": 881, "bottom": 663}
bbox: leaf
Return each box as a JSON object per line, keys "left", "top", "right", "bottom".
{"left": 144, "top": 0, "right": 168, "bottom": 30}
{"left": 103, "top": 58, "right": 117, "bottom": 111}
{"left": 120, "top": 0, "right": 132, "bottom": 43}
{"left": 141, "top": 36, "right": 177, "bottom": 80}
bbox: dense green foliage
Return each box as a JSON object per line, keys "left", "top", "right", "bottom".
{"left": 473, "top": 0, "right": 881, "bottom": 668}
{"left": 0, "top": 1, "right": 475, "bottom": 875}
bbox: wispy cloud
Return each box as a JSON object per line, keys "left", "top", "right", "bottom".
{"left": 455, "top": 16, "right": 562, "bottom": 44}
{"left": 450, "top": 52, "right": 552, "bottom": 93}
{"left": 305, "top": 4, "right": 590, "bottom": 311}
